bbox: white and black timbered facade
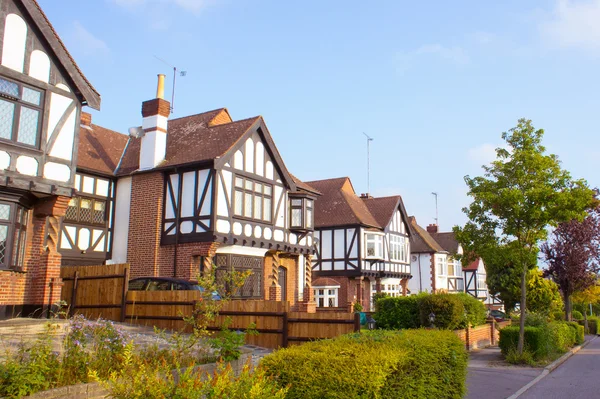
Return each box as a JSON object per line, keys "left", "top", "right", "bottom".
{"left": 161, "top": 126, "right": 316, "bottom": 253}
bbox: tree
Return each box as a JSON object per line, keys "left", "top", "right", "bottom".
{"left": 454, "top": 119, "right": 594, "bottom": 355}
{"left": 541, "top": 207, "right": 600, "bottom": 321}
{"left": 572, "top": 284, "right": 600, "bottom": 332}
{"left": 526, "top": 270, "right": 563, "bottom": 315}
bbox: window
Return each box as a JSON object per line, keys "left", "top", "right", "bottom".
{"left": 477, "top": 275, "right": 487, "bottom": 290}
{"left": 0, "top": 202, "right": 29, "bottom": 270}
{"left": 365, "top": 233, "right": 384, "bottom": 259}
{"left": 389, "top": 235, "right": 409, "bottom": 262}
{"left": 436, "top": 255, "right": 448, "bottom": 276}
{"left": 314, "top": 287, "right": 339, "bottom": 307}
{"left": 233, "top": 176, "right": 272, "bottom": 222}
{"left": 214, "top": 254, "right": 263, "bottom": 298}
{"left": 447, "top": 256, "right": 461, "bottom": 277}
{"left": 0, "top": 77, "right": 43, "bottom": 147}
{"left": 64, "top": 197, "right": 107, "bottom": 226}
{"left": 289, "top": 196, "right": 314, "bottom": 230}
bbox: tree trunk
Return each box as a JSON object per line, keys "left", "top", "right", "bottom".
{"left": 517, "top": 266, "right": 527, "bottom": 355}
{"left": 565, "top": 295, "right": 572, "bottom": 322}
{"left": 584, "top": 305, "right": 589, "bottom": 334}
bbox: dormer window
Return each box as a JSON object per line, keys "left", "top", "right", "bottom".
{"left": 0, "top": 77, "right": 43, "bottom": 148}
{"left": 289, "top": 196, "right": 314, "bottom": 231}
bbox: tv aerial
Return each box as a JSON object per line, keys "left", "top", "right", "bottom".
{"left": 153, "top": 55, "right": 187, "bottom": 114}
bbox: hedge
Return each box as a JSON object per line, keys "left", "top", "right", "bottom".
{"left": 455, "top": 293, "right": 487, "bottom": 327}
{"left": 499, "top": 322, "right": 580, "bottom": 360}
{"left": 572, "top": 310, "right": 583, "bottom": 320}
{"left": 419, "top": 294, "right": 464, "bottom": 330}
{"left": 566, "top": 322, "right": 584, "bottom": 345}
{"left": 374, "top": 296, "right": 421, "bottom": 329}
{"left": 579, "top": 317, "right": 598, "bottom": 335}
{"left": 260, "top": 330, "right": 468, "bottom": 399}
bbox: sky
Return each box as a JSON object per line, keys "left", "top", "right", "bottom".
{"left": 38, "top": 0, "right": 600, "bottom": 231}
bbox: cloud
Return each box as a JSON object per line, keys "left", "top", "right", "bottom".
{"left": 396, "top": 43, "right": 469, "bottom": 72}
{"left": 467, "top": 143, "right": 498, "bottom": 165}
{"left": 112, "top": 0, "right": 213, "bottom": 14}
{"left": 540, "top": 0, "right": 600, "bottom": 51}
{"left": 71, "top": 21, "right": 109, "bottom": 56}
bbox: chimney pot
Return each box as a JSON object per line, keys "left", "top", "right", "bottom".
{"left": 156, "top": 73, "right": 166, "bottom": 100}
{"left": 139, "top": 75, "right": 171, "bottom": 170}
{"left": 426, "top": 224, "right": 438, "bottom": 234}
{"left": 80, "top": 112, "right": 92, "bottom": 128}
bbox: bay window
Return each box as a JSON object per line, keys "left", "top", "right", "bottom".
{"left": 0, "top": 201, "right": 29, "bottom": 270}
{"left": 389, "top": 235, "right": 409, "bottom": 263}
{"left": 436, "top": 255, "right": 448, "bottom": 276}
{"left": 289, "top": 196, "right": 314, "bottom": 230}
{"left": 233, "top": 176, "right": 272, "bottom": 222}
{"left": 0, "top": 77, "right": 43, "bottom": 148}
{"left": 365, "top": 233, "right": 384, "bottom": 259}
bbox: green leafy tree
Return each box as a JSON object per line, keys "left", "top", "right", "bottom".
{"left": 454, "top": 119, "right": 594, "bottom": 355}
{"left": 526, "top": 270, "right": 563, "bottom": 315}
{"left": 572, "top": 283, "right": 600, "bottom": 332}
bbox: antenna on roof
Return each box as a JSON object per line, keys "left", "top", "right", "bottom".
{"left": 431, "top": 192, "right": 439, "bottom": 227}
{"left": 153, "top": 55, "right": 187, "bottom": 114}
{"left": 363, "top": 132, "right": 374, "bottom": 195}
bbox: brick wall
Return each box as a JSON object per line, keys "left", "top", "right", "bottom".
{"left": 452, "top": 320, "right": 509, "bottom": 351}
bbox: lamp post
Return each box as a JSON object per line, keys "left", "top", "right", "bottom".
{"left": 367, "top": 316, "right": 377, "bottom": 330}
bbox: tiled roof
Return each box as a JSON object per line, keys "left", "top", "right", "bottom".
{"left": 312, "top": 277, "right": 342, "bottom": 287}
{"left": 305, "top": 177, "right": 380, "bottom": 228}
{"left": 362, "top": 196, "right": 402, "bottom": 230}
{"left": 430, "top": 232, "right": 460, "bottom": 254}
{"left": 116, "top": 108, "right": 258, "bottom": 176}
{"left": 290, "top": 174, "right": 321, "bottom": 195}
{"left": 463, "top": 259, "right": 480, "bottom": 271}
{"left": 409, "top": 217, "right": 446, "bottom": 253}
{"left": 77, "top": 124, "right": 128, "bottom": 176}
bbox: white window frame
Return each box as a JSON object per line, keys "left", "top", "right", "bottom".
{"left": 313, "top": 286, "right": 339, "bottom": 308}
{"left": 389, "top": 234, "right": 409, "bottom": 263}
{"left": 365, "top": 232, "right": 384, "bottom": 259}
{"left": 477, "top": 274, "right": 487, "bottom": 290}
{"left": 436, "top": 255, "right": 448, "bottom": 277}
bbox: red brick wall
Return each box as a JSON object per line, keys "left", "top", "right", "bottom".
{"left": 453, "top": 321, "right": 506, "bottom": 351}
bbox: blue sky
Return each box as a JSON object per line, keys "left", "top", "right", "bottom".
{"left": 38, "top": 0, "right": 600, "bottom": 231}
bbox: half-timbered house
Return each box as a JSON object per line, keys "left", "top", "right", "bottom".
{"left": 306, "top": 177, "right": 412, "bottom": 311}
{"left": 104, "top": 77, "right": 318, "bottom": 311}
{"left": 408, "top": 219, "right": 464, "bottom": 295}
{"left": 0, "top": 0, "right": 100, "bottom": 318}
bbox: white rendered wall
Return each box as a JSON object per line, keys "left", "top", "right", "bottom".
{"left": 408, "top": 253, "right": 433, "bottom": 294}
{"left": 28, "top": 50, "right": 50, "bottom": 82}
{"left": 109, "top": 177, "right": 132, "bottom": 264}
{"left": 2, "top": 14, "right": 27, "bottom": 72}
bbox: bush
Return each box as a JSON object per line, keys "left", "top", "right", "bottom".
{"left": 572, "top": 310, "right": 583, "bottom": 320}
{"left": 419, "top": 294, "right": 464, "bottom": 330}
{"left": 549, "top": 322, "right": 576, "bottom": 351}
{"left": 566, "top": 322, "right": 584, "bottom": 345}
{"left": 582, "top": 316, "right": 599, "bottom": 335}
{"left": 261, "top": 329, "right": 468, "bottom": 399}
{"left": 455, "top": 293, "right": 487, "bottom": 327}
{"left": 373, "top": 295, "right": 421, "bottom": 329}
{"left": 550, "top": 310, "right": 565, "bottom": 321}
{"left": 524, "top": 312, "right": 549, "bottom": 327}
{"left": 499, "top": 326, "right": 551, "bottom": 359}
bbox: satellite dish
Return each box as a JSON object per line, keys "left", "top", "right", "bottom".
{"left": 128, "top": 126, "right": 144, "bottom": 139}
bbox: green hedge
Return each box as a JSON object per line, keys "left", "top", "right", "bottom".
{"left": 260, "top": 330, "right": 468, "bottom": 399}
{"left": 572, "top": 310, "right": 583, "bottom": 320}
{"left": 374, "top": 296, "right": 421, "bottom": 329}
{"left": 579, "top": 317, "right": 598, "bottom": 335}
{"left": 499, "top": 326, "right": 551, "bottom": 358}
{"left": 550, "top": 322, "right": 576, "bottom": 351}
{"left": 419, "top": 294, "right": 464, "bottom": 330}
{"left": 566, "top": 322, "right": 584, "bottom": 345}
{"left": 455, "top": 293, "right": 487, "bottom": 328}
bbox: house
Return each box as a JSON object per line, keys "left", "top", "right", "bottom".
{"left": 306, "top": 177, "right": 412, "bottom": 311}
{"left": 0, "top": 0, "right": 100, "bottom": 318}
{"left": 61, "top": 75, "right": 319, "bottom": 312}
{"left": 463, "top": 257, "right": 503, "bottom": 309}
{"left": 408, "top": 219, "right": 464, "bottom": 294}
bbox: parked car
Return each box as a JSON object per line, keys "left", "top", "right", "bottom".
{"left": 128, "top": 277, "right": 221, "bottom": 300}
{"left": 489, "top": 309, "right": 506, "bottom": 321}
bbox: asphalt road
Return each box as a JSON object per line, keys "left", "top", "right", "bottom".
{"left": 520, "top": 337, "right": 600, "bottom": 399}
{"left": 467, "top": 367, "right": 542, "bottom": 399}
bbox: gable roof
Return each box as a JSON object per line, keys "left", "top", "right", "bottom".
{"left": 290, "top": 174, "right": 321, "bottom": 196}
{"left": 463, "top": 259, "right": 481, "bottom": 271}
{"left": 20, "top": 0, "right": 101, "bottom": 109}
{"left": 305, "top": 177, "right": 380, "bottom": 228}
{"left": 409, "top": 217, "right": 446, "bottom": 253}
{"left": 115, "top": 108, "right": 296, "bottom": 190}
{"left": 430, "top": 232, "right": 461, "bottom": 255}
{"left": 77, "top": 123, "right": 128, "bottom": 176}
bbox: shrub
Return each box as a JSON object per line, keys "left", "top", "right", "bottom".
{"left": 550, "top": 310, "right": 565, "bottom": 321}
{"left": 572, "top": 310, "right": 583, "bottom": 320}
{"left": 524, "top": 312, "right": 549, "bottom": 327}
{"left": 499, "top": 326, "right": 551, "bottom": 359}
{"left": 566, "top": 322, "right": 584, "bottom": 345}
{"left": 260, "top": 329, "right": 468, "bottom": 399}
{"left": 373, "top": 295, "right": 421, "bottom": 329}
{"left": 419, "top": 294, "right": 464, "bottom": 330}
{"left": 582, "top": 316, "right": 599, "bottom": 335}
{"left": 549, "top": 322, "right": 576, "bottom": 352}
{"left": 505, "top": 347, "right": 535, "bottom": 366}
{"left": 455, "top": 293, "right": 487, "bottom": 327}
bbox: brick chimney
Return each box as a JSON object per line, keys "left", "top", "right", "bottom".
{"left": 80, "top": 112, "right": 92, "bottom": 130}
{"left": 426, "top": 224, "right": 438, "bottom": 234}
{"left": 139, "top": 74, "right": 170, "bottom": 170}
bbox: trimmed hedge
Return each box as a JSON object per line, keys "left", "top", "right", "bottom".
{"left": 579, "top": 317, "right": 598, "bottom": 335}
{"left": 455, "top": 293, "right": 487, "bottom": 328}
{"left": 419, "top": 294, "right": 464, "bottom": 330}
{"left": 566, "top": 322, "right": 584, "bottom": 345}
{"left": 499, "top": 321, "right": 580, "bottom": 360}
{"left": 374, "top": 296, "right": 421, "bottom": 329}
{"left": 260, "top": 330, "right": 468, "bottom": 399}
{"left": 572, "top": 310, "right": 583, "bottom": 320}
{"left": 550, "top": 322, "right": 576, "bottom": 351}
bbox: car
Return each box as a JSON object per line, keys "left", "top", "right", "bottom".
{"left": 489, "top": 309, "right": 506, "bottom": 321}
{"left": 128, "top": 277, "right": 221, "bottom": 300}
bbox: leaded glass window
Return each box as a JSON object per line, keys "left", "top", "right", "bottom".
{"left": 232, "top": 175, "right": 272, "bottom": 223}
{"left": 289, "top": 197, "right": 314, "bottom": 230}
{"left": 314, "top": 287, "right": 339, "bottom": 308}
{"left": 0, "top": 77, "right": 43, "bottom": 148}
{"left": 0, "top": 201, "right": 29, "bottom": 270}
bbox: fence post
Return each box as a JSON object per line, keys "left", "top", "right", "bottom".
{"left": 490, "top": 319, "right": 495, "bottom": 345}
{"left": 69, "top": 271, "right": 79, "bottom": 318}
{"left": 282, "top": 312, "right": 289, "bottom": 348}
{"left": 465, "top": 325, "right": 471, "bottom": 351}
{"left": 120, "top": 267, "right": 129, "bottom": 322}
{"left": 354, "top": 312, "right": 361, "bottom": 332}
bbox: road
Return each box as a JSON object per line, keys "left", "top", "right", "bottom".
{"left": 467, "top": 367, "right": 542, "bottom": 399}
{"left": 520, "top": 336, "right": 600, "bottom": 399}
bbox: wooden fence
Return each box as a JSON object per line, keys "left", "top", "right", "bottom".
{"left": 61, "top": 264, "right": 359, "bottom": 349}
